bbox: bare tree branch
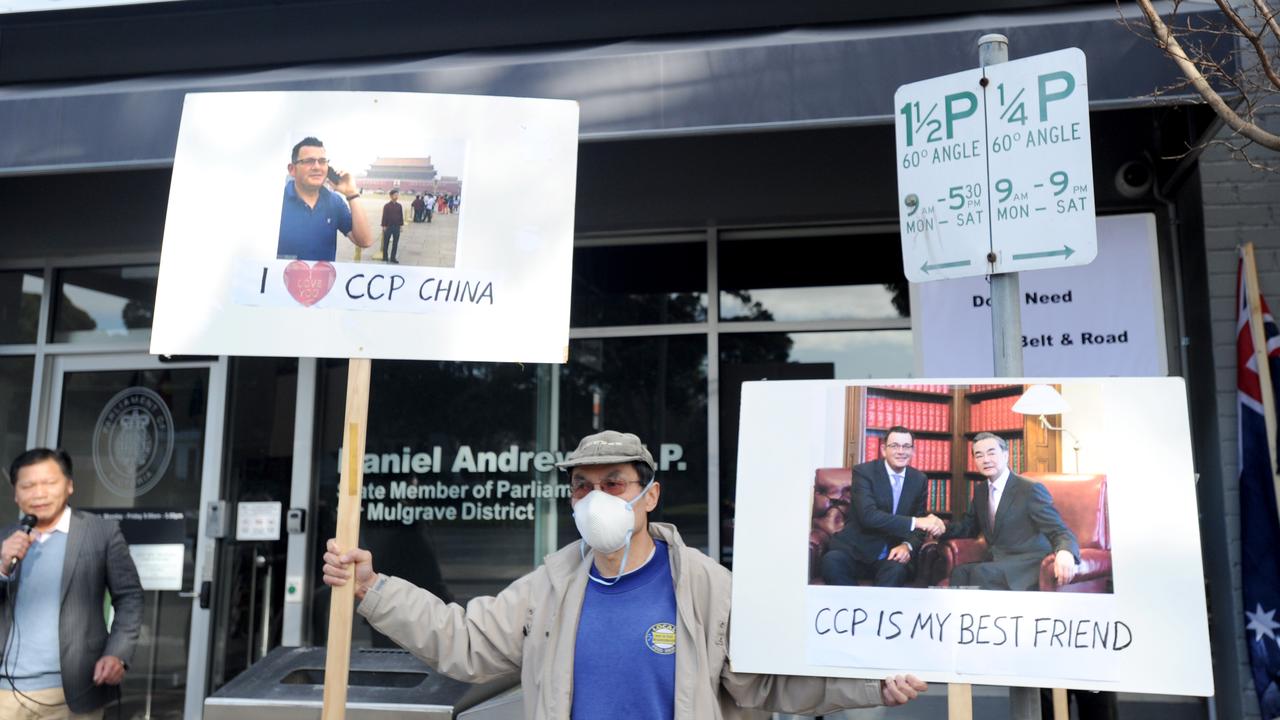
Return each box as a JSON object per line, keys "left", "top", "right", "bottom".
{"left": 1213, "top": 135, "right": 1278, "bottom": 171}
{"left": 1134, "top": 0, "right": 1280, "bottom": 150}
{"left": 1214, "top": 0, "right": 1280, "bottom": 91}
{"left": 1252, "top": 0, "right": 1280, "bottom": 43}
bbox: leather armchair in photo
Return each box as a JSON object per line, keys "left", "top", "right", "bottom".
{"left": 926, "top": 473, "right": 1111, "bottom": 593}
{"left": 1034, "top": 473, "right": 1111, "bottom": 592}
{"left": 808, "top": 468, "right": 853, "bottom": 583}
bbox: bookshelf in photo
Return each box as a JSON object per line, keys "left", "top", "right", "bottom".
{"left": 961, "top": 385, "right": 1028, "bottom": 511}
{"left": 845, "top": 384, "right": 956, "bottom": 515}
{"left": 844, "top": 383, "right": 1060, "bottom": 518}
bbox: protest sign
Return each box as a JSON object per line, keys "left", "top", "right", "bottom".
{"left": 731, "top": 378, "right": 1211, "bottom": 695}
{"left": 151, "top": 90, "right": 579, "bottom": 719}
{"left": 912, "top": 214, "right": 1165, "bottom": 377}
{"left": 152, "top": 91, "right": 579, "bottom": 363}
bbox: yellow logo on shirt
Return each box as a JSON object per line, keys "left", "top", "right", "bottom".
{"left": 645, "top": 623, "right": 676, "bottom": 655}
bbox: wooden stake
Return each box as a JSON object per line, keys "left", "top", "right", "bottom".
{"left": 1051, "top": 688, "right": 1068, "bottom": 719}
{"left": 948, "top": 683, "right": 973, "bottom": 720}
{"left": 1242, "top": 243, "right": 1280, "bottom": 523}
{"left": 321, "top": 358, "right": 372, "bottom": 720}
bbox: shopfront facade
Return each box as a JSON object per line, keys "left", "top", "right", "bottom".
{"left": 0, "top": 0, "right": 1254, "bottom": 717}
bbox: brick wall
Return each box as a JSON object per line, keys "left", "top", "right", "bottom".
{"left": 1200, "top": 120, "right": 1280, "bottom": 719}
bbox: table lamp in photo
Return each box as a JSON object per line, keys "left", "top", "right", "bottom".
{"left": 1011, "top": 383, "right": 1081, "bottom": 473}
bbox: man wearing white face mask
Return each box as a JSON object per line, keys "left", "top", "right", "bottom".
{"left": 323, "top": 430, "right": 927, "bottom": 719}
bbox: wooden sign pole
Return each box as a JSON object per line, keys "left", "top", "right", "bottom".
{"left": 953, "top": 685, "right": 1066, "bottom": 719}
{"left": 948, "top": 683, "right": 973, "bottom": 720}
{"left": 1051, "top": 688, "right": 1068, "bottom": 718}
{"left": 321, "top": 358, "right": 372, "bottom": 720}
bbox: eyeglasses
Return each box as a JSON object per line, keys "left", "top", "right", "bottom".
{"left": 293, "top": 157, "right": 329, "bottom": 167}
{"left": 569, "top": 477, "right": 643, "bottom": 499}
{"left": 885, "top": 443, "right": 914, "bottom": 451}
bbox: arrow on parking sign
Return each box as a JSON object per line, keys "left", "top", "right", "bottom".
{"left": 1011, "top": 245, "right": 1075, "bottom": 262}
{"left": 920, "top": 259, "right": 973, "bottom": 274}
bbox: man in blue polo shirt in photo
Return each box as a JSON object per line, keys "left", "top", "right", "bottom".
{"left": 277, "top": 136, "right": 374, "bottom": 262}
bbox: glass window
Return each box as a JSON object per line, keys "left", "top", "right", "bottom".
{"left": 571, "top": 242, "right": 707, "bottom": 326}
{"left": 718, "top": 233, "right": 908, "bottom": 322}
{"left": 718, "top": 330, "right": 912, "bottom": 564}
{"left": 309, "top": 341, "right": 710, "bottom": 646}
{"left": 0, "top": 271, "right": 42, "bottom": 344}
{"left": 52, "top": 265, "right": 158, "bottom": 344}
{"left": 55, "top": 367, "right": 208, "bottom": 509}
{"left": 52, "top": 366, "right": 209, "bottom": 720}
{"left": 311, "top": 359, "right": 550, "bottom": 647}
{"left": 0, "top": 356, "right": 34, "bottom": 519}
{"left": 560, "top": 335, "right": 709, "bottom": 552}
{"left": 210, "top": 357, "right": 298, "bottom": 690}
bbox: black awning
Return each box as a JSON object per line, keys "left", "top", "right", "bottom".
{"left": 0, "top": 2, "right": 1219, "bottom": 175}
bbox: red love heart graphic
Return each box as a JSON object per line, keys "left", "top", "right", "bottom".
{"left": 282, "top": 261, "right": 337, "bottom": 307}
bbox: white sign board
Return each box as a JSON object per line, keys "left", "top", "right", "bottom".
{"left": 912, "top": 214, "right": 1166, "bottom": 377}
{"left": 94, "top": 508, "right": 188, "bottom": 591}
{"left": 730, "top": 378, "right": 1212, "bottom": 695}
{"left": 236, "top": 501, "right": 282, "bottom": 541}
{"left": 895, "top": 48, "right": 1095, "bottom": 281}
{"left": 152, "top": 91, "right": 579, "bottom": 363}
{"left": 128, "top": 544, "right": 184, "bottom": 592}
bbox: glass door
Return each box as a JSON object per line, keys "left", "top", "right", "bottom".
{"left": 44, "top": 353, "right": 225, "bottom": 720}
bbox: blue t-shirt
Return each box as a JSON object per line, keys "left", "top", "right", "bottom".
{"left": 571, "top": 539, "right": 677, "bottom": 720}
{"left": 277, "top": 180, "right": 354, "bottom": 262}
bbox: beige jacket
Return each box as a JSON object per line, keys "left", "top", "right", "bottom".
{"left": 358, "top": 522, "right": 883, "bottom": 719}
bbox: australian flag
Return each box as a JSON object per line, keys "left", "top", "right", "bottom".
{"left": 1239, "top": 258, "right": 1280, "bottom": 717}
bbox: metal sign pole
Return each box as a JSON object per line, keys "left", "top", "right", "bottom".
{"left": 897, "top": 33, "right": 1095, "bottom": 720}
{"left": 979, "top": 33, "right": 1025, "bottom": 378}
{"left": 980, "top": 31, "right": 1038, "bottom": 720}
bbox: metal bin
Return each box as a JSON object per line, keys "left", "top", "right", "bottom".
{"left": 204, "top": 646, "right": 515, "bottom": 719}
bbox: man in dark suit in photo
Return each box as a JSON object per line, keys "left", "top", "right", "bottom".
{"left": 941, "top": 432, "right": 1080, "bottom": 591}
{"left": 0, "top": 448, "right": 143, "bottom": 718}
{"left": 821, "top": 426, "right": 946, "bottom": 587}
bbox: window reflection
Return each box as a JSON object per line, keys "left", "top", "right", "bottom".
{"left": 53, "top": 266, "right": 157, "bottom": 344}
{"left": 561, "top": 336, "right": 709, "bottom": 551}
{"left": 0, "top": 357, "right": 33, "bottom": 505}
{"left": 718, "top": 233, "right": 909, "bottom": 322}
{"left": 572, "top": 242, "right": 707, "bottom": 326}
{"left": 779, "top": 331, "right": 913, "bottom": 378}
{"left": 718, "top": 330, "right": 913, "bottom": 564}
{"left": 311, "top": 359, "right": 546, "bottom": 648}
{"left": 720, "top": 284, "right": 907, "bottom": 322}
{"left": 53, "top": 367, "right": 207, "bottom": 720}
{"left": 56, "top": 368, "right": 207, "bottom": 509}
{"left": 211, "top": 358, "right": 297, "bottom": 690}
{"left": 0, "top": 271, "right": 41, "bottom": 344}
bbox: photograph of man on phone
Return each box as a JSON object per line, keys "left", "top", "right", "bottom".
{"left": 277, "top": 136, "right": 374, "bottom": 262}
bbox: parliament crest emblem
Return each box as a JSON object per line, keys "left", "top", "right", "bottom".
{"left": 93, "top": 387, "right": 175, "bottom": 497}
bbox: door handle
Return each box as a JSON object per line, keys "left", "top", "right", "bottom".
{"left": 182, "top": 580, "right": 213, "bottom": 609}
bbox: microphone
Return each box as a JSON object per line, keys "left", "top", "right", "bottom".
{"left": 7, "top": 514, "right": 37, "bottom": 575}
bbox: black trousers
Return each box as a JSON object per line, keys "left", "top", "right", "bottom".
{"left": 820, "top": 548, "right": 912, "bottom": 587}
{"left": 1040, "top": 689, "right": 1118, "bottom": 719}
{"left": 382, "top": 225, "right": 401, "bottom": 261}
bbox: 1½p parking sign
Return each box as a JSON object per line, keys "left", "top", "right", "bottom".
{"left": 895, "top": 48, "right": 1096, "bottom": 282}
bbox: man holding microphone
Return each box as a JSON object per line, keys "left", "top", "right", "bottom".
{"left": 0, "top": 449, "right": 143, "bottom": 719}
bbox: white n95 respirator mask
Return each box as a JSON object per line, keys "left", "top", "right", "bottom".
{"left": 573, "top": 480, "right": 655, "bottom": 554}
